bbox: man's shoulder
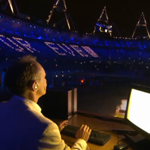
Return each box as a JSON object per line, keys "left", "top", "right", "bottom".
{"left": 0, "top": 101, "right": 9, "bottom": 107}
{"left": 0, "top": 101, "right": 10, "bottom": 115}
{"left": 25, "top": 107, "right": 55, "bottom": 127}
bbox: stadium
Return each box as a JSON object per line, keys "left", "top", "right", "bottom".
{"left": 1, "top": 1, "right": 150, "bottom": 149}
{"left": 0, "top": 0, "right": 150, "bottom": 117}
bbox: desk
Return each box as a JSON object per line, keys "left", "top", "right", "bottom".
{"left": 60, "top": 113, "right": 150, "bottom": 150}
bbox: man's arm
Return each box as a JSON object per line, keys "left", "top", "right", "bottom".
{"left": 38, "top": 122, "right": 91, "bottom": 150}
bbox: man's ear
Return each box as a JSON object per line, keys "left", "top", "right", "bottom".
{"left": 31, "top": 81, "right": 38, "bottom": 91}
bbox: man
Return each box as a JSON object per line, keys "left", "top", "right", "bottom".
{"left": 0, "top": 55, "right": 91, "bottom": 150}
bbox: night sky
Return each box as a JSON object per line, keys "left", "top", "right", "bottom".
{"left": 5, "top": 0, "right": 150, "bottom": 37}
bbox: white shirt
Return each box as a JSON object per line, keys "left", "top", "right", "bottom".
{"left": 0, "top": 95, "right": 90, "bottom": 150}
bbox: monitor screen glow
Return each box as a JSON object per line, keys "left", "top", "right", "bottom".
{"left": 125, "top": 86, "right": 150, "bottom": 140}
{"left": 127, "top": 89, "right": 150, "bottom": 133}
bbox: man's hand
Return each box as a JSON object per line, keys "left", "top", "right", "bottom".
{"left": 58, "top": 120, "right": 68, "bottom": 131}
{"left": 75, "top": 124, "right": 92, "bottom": 142}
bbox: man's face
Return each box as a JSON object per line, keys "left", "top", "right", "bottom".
{"left": 36, "top": 64, "right": 47, "bottom": 97}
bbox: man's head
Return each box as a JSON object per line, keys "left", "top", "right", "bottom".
{"left": 5, "top": 55, "right": 47, "bottom": 100}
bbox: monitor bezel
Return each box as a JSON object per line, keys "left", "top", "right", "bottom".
{"left": 124, "top": 83, "right": 150, "bottom": 141}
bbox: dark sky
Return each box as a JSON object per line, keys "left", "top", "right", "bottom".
{"left": 8, "top": 0, "right": 150, "bottom": 37}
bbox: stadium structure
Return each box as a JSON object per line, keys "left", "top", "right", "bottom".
{"left": 1, "top": 0, "right": 150, "bottom": 88}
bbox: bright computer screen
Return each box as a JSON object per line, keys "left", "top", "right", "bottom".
{"left": 125, "top": 84, "right": 150, "bottom": 140}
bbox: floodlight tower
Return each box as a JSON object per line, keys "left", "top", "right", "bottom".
{"left": 46, "top": 0, "right": 72, "bottom": 31}
{"left": 93, "top": 6, "right": 112, "bottom": 36}
{"left": 132, "top": 12, "right": 150, "bottom": 39}
{"left": 97, "top": 6, "right": 109, "bottom": 24}
{"left": 0, "top": 0, "right": 19, "bottom": 15}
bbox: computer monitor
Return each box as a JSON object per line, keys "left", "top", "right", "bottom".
{"left": 124, "top": 84, "right": 150, "bottom": 141}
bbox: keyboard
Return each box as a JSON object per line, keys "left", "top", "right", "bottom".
{"left": 61, "top": 125, "right": 111, "bottom": 145}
